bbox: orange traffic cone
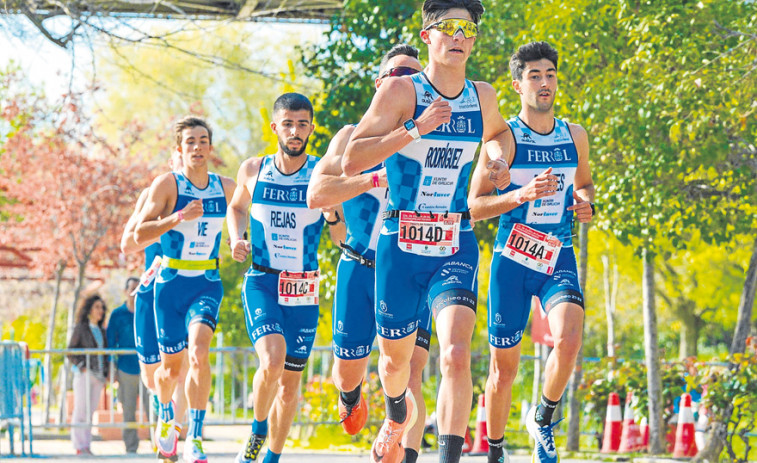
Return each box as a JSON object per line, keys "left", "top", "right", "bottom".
{"left": 601, "top": 392, "right": 623, "bottom": 453}
{"left": 462, "top": 426, "right": 473, "bottom": 454}
{"left": 673, "top": 393, "right": 698, "bottom": 458}
{"left": 618, "top": 392, "right": 644, "bottom": 452}
{"left": 469, "top": 394, "right": 489, "bottom": 454}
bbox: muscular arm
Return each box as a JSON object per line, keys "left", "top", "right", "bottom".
{"left": 570, "top": 124, "right": 594, "bottom": 202}
{"left": 227, "top": 158, "right": 261, "bottom": 248}
{"left": 121, "top": 188, "right": 160, "bottom": 254}
{"left": 307, "top": 126, "right": 385, "bottom": 209}
{"left": 467, "top": 137, "right": 521, "bottom": 222}
{"left": 343, "top": 77, "right": 453, "bottom": 176}
{"left": 342, "top": 78, "right": 417, "bottom": 176}
{"left": 567, "top": 124, "right": 595, "bottom": 223}
{"left": 325, "top": 205, "right": 347, "bottom": 246}
{"left": 134, "top": 173, "right": 182, "bottom": 244}
{"left": 476, "top": 83, "right": 512, "bottom": 164}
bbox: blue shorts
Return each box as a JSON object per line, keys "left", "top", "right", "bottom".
{"left": 332, "top": 256, "right": 432, "bottom": 360}
{"left": 242, "top": 271, "right": 319, "bottom": 372}
{"left": 375, "top": 230, "right": 478, "bottom": 341}
{"left": 488, "top": 246, "right": 584, "bottom": 349}
{"left": 134, "top": 282, "right": 160, "bottom": 365}
{"left": 154, "top": 273, "right": 223, "bottom": 355}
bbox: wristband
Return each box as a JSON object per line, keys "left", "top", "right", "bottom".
{"left": 177, "top": 210, "right": 185, "bottom": 222}
{"left": 371, "top": 172, "right": 380, "bottom": 188}
{"left": 514, "top": 188, "right": 525, "bottom": 205}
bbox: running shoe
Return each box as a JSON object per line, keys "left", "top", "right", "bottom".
{"left": 155, "top": 418, "right": 178, "bottom": 462}
{"left": 370, "top": 390, "right": 417, "bottom": 463}
{"left": 339, "top": 393, "right": 368, "bottom": 435}
{"left": 235, "top": 433, "right": 267, "bottom": 463}
{"left": 182, "top": 438, "right": 208, "bottom": 463}
{"left": 526, "top": 406, "right": 562, "bottom": 463}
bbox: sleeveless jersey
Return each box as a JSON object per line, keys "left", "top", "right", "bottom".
{"left": 495, "top": 117, "right": 578, "bottom": 249}
{"left": 382, "top": 73, "right": 483, "bottom": 234}
{"left": 249, "top": 154, "right": 324, "bottom": 272}
{"left": 342, "top": 163, "right": 388, "bottom": 259}
{"left": 160, "top": 172, "right": 226, "bottom": 277}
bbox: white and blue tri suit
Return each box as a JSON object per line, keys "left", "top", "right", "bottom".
{"left": 134, "top": 242, "right": 162, "bottom": 364}
{"left": 333, "top": 159, "right": 433, "bottom": 360}
{"left": 242, "top": 154, "right": 325, "bottom": 372}
{"left": 488, "top": 117, "right": 585, "bottom": 349}
{"left": 154, "top": 172, "right": 226, "bottom": 354}
{"left": 375, "top": 73, "right": 481, "bottom": 341}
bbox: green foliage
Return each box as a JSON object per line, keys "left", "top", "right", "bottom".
{"left": 699, "top": 350, "right": 757, "bottom": 463}
{"left": 580, "top": 358, "right": 700, "bottom": 430}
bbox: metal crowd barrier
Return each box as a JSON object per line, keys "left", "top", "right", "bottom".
{"left": 0, "top": 341, "right": 33, "bottom": 456}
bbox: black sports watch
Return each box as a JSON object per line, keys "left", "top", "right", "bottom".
{"left": 403, "top": 119, "right": 421, "bottom": 141}
{"left": 590, "top": 202, "right": 596, "bottom": 216}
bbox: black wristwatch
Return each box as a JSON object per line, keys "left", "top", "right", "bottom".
{"left": 590, "top": 202, "right": 596, "bottom": 216}
{"left": 325, "top": 210, "right": 341, "bottom": 226}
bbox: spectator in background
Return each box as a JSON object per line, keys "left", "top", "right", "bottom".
{"left": 68, "top": 294, "right": 109, "bottom": 455}
{"left": 107, "top": 277, "right": 149, "bottom": 453}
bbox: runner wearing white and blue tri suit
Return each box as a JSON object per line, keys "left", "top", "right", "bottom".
{"left": 135, "top": 116, "right": 236, "bottom": 463}
{"left": 487, "top": 116, "right": 584, "bottom": 348}
{"left": 242, "top": 154, "right": 325, "bottom": 371}
{"left": 228, "top": 93, "right": 344, "bottom": 463}
{"left": 342, "top": 4, "right": 515, "bottom": 461}
{"left": 468, "top": 41, "right": 594, "bottom": 463}
{"left": 375, "top": 71, "right": 481, "bottom": 343}
{"left": 153, "top": 171, "right": 226, "bottom": 355}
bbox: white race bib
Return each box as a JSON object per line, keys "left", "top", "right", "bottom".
{"left": 397, "top": 211, "right": 460, "bottom": 257}
{"left": 278, "top": 270, "right": 320, "bottom": 306}
{"left": 132, "top": 256, "right": 162, "bottom": 295}
{"left": 502, "top": 223, "right": 562, "bottom": 275}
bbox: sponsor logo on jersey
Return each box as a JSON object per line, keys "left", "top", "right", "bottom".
{"left": 527, "top": 148, "right": 573, "bottom": 163}
{"left": 435, "top": 116, "right": 475, "bottom": 135}
{"left": 489, "top": 330, "right": 524, "bottom": 348}
{"left": 520, "top": 132, "right": 535, "bottom": 143}
{"left": 459, "top": 95, "right": 478, "bottom": 109}
{"left": 421, "top": 90, "right": 434, "bottom": 104}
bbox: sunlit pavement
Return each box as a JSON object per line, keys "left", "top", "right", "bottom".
{"left": 3, "top": 425, "right": 618, "bottom": 462}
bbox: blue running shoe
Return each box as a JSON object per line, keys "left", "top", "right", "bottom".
{"left": 526, "top": 405, "right": 562, "bottom": 463}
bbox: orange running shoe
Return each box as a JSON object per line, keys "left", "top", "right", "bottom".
{"left": 370, "top": 390, "right": 417, "bottom": 463}
{"left": 339, "top": 393, "right": 368, "bottom": 435}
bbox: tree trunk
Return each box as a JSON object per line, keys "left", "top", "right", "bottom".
{"left": 642, "top": 247, "right": 664, "bottom": 454}
{"left": 730, "top": 235, "right": 757, "bottom": 355}
{"left": 566, "top": 222, "right": 589, "bottom": 451}
{"left": 57, "top": 261, "right": 87, "bottom": 426}
{"left": 692, "top": 404, "right": 731, "bottom": 463}
{"left": 602, "top": 254, "right": 617, "bottom": 358}
{"left": 678, "top": 305, "right": 701, "bottom": 359}
{"left": 44, "top": 260, "right": 65, "bottom": 424}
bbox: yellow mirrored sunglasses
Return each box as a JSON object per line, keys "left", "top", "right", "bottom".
{"left": 424, "top": 18, "right": 478, "bottom": 39}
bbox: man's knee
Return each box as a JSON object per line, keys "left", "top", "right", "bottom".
{"left": 439, "top": 343, "right": 470, "bottom": 377}
{"left": 188, "top": 344, "right": 210, "bottom": 369}
{"left": 554, "top": 333, "right": 582, "bottom": 360}
{"left": 488, "top": 355, "right": 519, "bottom": 390}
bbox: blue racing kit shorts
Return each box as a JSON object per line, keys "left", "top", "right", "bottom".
{"left": 242, "top": 271, "right": 319, "bottom": 372}
{"left": 488, "top": 246, "right": 584, "bottom": 349}
{"left": 375, "top": 230, "right": 478, "bottom": 341}
{"left": 134, "top": 281, "right": 160, "bottom": 365}
{"left": 332, "top": 255, "right": 432, "bottom": 359}
{"left": 154, "top": 272, "right": 223, "bottom": 355}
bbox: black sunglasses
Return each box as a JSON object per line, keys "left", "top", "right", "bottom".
{"left": 380, "top": 66, "right": 420, "bottom": 79}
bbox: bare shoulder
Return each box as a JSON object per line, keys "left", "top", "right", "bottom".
{"left": 472, "top": 80, "right": 496, "bottom": 98}
{"left": 151, "top": 171, "right": 177, "bottom": 192}
{"left": 372, "top": 76, "right": 416, "bottom": 112}
{"left": 239, "top": 156, "right": 264, "bottom": 178}
{"left": 568, "top": 122, "right": 588, "bottom": 142}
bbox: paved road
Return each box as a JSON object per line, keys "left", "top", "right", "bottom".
{"left": 2, "top": 425, "right": 623, "bottom": 462}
